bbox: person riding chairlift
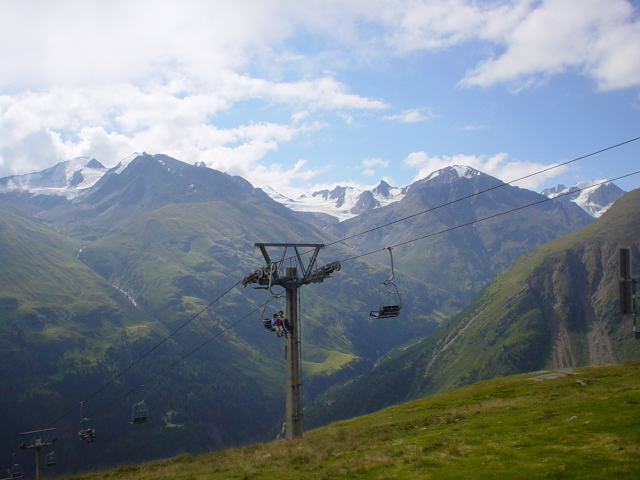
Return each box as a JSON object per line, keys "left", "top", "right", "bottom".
{"left": 279, "top": 310, "right": 293, "bottom": 334}
{"left": 273, "top": 313, "right": 287, "bottom": 338}
{"left": 79, "top": 427, "right": 95, "bottom": 443}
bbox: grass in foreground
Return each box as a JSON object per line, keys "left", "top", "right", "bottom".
{"left": 63, "top": 361, "right": 640, "bottom": 479}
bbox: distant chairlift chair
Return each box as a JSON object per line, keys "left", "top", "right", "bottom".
{"left": 78, "top": 402, "right": 96, "bottom": 443}
{"left": 10, "top": 462, "right": 23, "bottom": 479}
{"left": 370, "top": 247, "right": 402, "bottom": 319}
{"left": 131, "top": 386, "right": 149, "bottom": 423}
{"left": 45, "top": 451, "right": 57, "bottom": 468}
{"left": 131, "top": 400, "right": 149, "bottom": 423}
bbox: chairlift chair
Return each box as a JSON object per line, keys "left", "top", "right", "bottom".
{"left": 78, "top": 417, "right": 96, "bottom": 443}
{"left": 370, "top": 247, "right": 402, "bottom": 319}
{"left": 131, "top": 400, "right": 149, "bottom": 423}
{"left": 10, "top": 463, "right": 23, "bottom": 479}
{"left": 263, "top": 318, "right": 275, "bottom": 332}
{"left": 131, "top": 385, "right": 149, "bottom": 423}
{"left": 45, "top": 451, "right": 57, "bottom": 468}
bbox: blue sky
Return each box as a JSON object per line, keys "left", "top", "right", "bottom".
{"left": 1, "top": 0, "right": 639, "bottom": 197}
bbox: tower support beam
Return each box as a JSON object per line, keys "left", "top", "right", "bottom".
{"left": 285, "top": 267, "right": 303, "bottom": 439}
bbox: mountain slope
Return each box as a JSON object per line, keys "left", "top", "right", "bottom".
{"left": 0, "top": 196, "right": 300, "bottom": 473}
{"left": 309, "top": 188, "right": 640, "bottom": 425}
{"left": 327, "top": 166, "right": 594, "bottom": 303}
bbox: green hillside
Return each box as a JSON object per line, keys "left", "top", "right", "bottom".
{"left": 58, "top": 361, "right": 640, "bottom": 480}
{"left": 0, "top": 201, "right": 166, "bottom": 369}
{"left": 0, "top": 200, "right": 284, "bottom": 472}
{"left": 308, "top": 189, "right": 640, "bottom": 425}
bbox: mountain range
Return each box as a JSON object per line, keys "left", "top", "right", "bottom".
{"left": 0, "top": 156, "right": 622, "bottom": 224}
{"left": 0, "top": 153, "right": 634, "bottom": 474}
{"left": 265, "top": 167, "right": 623, "bottom": 224}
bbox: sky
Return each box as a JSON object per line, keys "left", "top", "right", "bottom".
{"left": 1, "top": 0, "right": 639, "bottom": 198}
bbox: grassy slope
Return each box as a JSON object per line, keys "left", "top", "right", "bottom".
{"left": 62, "top": 360, "right": 640, "bottom": 480}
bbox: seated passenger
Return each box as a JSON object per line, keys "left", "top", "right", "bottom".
{"left": 273, "top": 313, "right": 285, "bottom": 337}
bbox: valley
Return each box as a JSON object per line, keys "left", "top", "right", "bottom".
{"left": 0, "top": 153, "right": 637, "bottom": 476}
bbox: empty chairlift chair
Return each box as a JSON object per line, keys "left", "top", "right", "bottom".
{"left": 10, "top": 463, "right": 24, "bottom": 479}
{"left": 131, "top": 386, "right": 148, "bottom": 423}
{"left": 370, "top": 247, "right": 402, "bottom": 319}
{"left": 131, "top": 400, "right": 149, "bottom": 423}
{"left": 45, "top": 451, "right": 57, "bottom": 468}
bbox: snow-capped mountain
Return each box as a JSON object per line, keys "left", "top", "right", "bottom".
{"left": 263, "top": 166, "right": 488, "bottom": 222}
{"left": 0, "top": 155, "right": 625, "bottom": 222}
{"left": 264, "top": 180, "right": 405, "bottom": 222}
{"left": 0, "top": 152, "right": 179, "bottom": 201}
{"left": 540, "top": 181, "right": 625, "bottom": 218}
{"left": 0, "top": 156, "right": 107, "bottom": 199}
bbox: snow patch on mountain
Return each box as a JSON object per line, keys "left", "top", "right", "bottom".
{"left": 425, "top": 165, "right": 480, "bottom": 181}
{"left": 0, "top": 157, "right": 107, "bottom": 199}
{"left": 264, "top": 181, "right": 404, "bottom": 221}
{"left": 114, "top": 152, "right": 145, "bottom": 174}
{"left": 541, "top": 180, "right": 625, "bottom": 218}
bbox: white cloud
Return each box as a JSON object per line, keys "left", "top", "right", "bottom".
{"left": 404, "top": 151, "right": 569, "bottom": 189}
{"left": 362, "top": 158, "right": 389, "bottom": 168}
{"left": 0, "top": 0, "right": 297, "bottom": 90}
{"left": 0, "top": 74, "right": 382, "bottom": 177}
{"left": 382, "top": 108, "right": 434, "bottom": 123}
{"left": 0, "top": 0, "right": 637, "bottom": 186}
{"left": 2, "top": 1, "right": 638, "bottom": 93}
{"left": 382, "top": 0, "right": 486, "bottom": 51}
{"left": 360, "top": 157, "right": 390, "bottom": 177}
{"left": 370, "top": 0, "right": 640, "bottom": 91}
{"left": 462, "top": 123, "right": 488, "bottom": 131}
{"left": 460, "top": 0, "right": 640, "bottom": 90}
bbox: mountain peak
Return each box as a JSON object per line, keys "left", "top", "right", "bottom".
{"left": 425, "top": 165, "right": 482, "bottom": 181}
{"left": 0, "top": 156, "right": 107, "bottom": 199}
{"left": 373, "top": 180, "right": 394, "bottom": 198}
{"left": 541, "top": 181, "right": 625, "bottom": 218}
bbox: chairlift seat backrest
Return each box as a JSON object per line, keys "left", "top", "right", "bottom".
{"left": 370, "top": 304, "right": 401, "bottom": 319}
{"left": 380, "top": 305, "right": 401, "bottom": 316}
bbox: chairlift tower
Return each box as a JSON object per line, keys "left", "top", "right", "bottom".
{"left": 18, "top": 428, "right": 56, "bottom": 480}
{"left": 243, "top": 243, "right": 341, "bottom": 439}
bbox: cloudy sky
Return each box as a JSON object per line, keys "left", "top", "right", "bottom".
{"left": 1, "top": 0, "right": 639, "bottom": 197}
